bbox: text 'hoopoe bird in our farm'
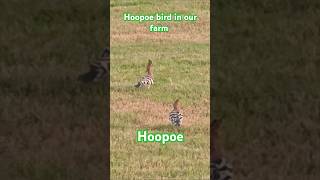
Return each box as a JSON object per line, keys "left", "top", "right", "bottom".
{"left": 134, "top": 60, "right": 154, "bottom": 88}
{"left": 78, "top": 48, "right": 109, "bottom": 83}
{"left": 212, "top": 119, "right": 233, "bottom": 180}
{"left": 169, "top": 99, "right": 184, "bottom": 127}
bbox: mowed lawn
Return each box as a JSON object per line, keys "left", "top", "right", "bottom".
{"left": 110, "top": 0, "right": 210, "bottom": 179}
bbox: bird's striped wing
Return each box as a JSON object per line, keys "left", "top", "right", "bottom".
{"left": 134, "top": 74, "right": 153, "bottom": 88}
{"left": 169, "top": 110, "right": 183, "bottom": 127}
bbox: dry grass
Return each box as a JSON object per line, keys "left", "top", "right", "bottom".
{"left": 111, "top": 92, "right": 209, "bottom": 128}
{"left": 110, "top": 0, "right": 210, "bottom": 179}
{"left": 111, "top": 1, "right": 209, "bottom": 44}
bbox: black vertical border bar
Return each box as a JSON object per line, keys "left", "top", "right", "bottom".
{"left": 210, "top": 0, "right": 215, "bottom": 179}
{"left": 104, "top": 0, "right": 110, "bottom": 178}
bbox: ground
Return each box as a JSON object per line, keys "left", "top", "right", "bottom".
{"left": 214, "top": 1, "right": 320, "bottom": 179}
{"left": 1, "top": 0, "right": 107, "bottom": 179}
{"left": 1, "top": 0, "right": 320, "bottom": 180}
{"left": 110, "top": 0, "right": 210, "bottom": 179}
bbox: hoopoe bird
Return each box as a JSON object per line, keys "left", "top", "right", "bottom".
{"left": 169, "top": 99, "right": 184, "bottom": 127}
{"left": 78, "top": 48, "right": 109, "bottom": 82}
{"left": 212, "top": 119, "right": 233, "bottom": 180}
{"left": 134, "top": 60, "right": 153, "bottom": 88}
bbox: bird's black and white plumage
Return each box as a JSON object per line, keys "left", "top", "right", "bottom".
{"left": 78, "top": 48, "right": 109, "bottom": 83}
{"left": 212, "top": 158, "right": 233, "bottom": 180}
{"left": 169, "top": 99, "right": 183, "bottom": 127}
{"left": 134, "top": 60, "right": 153, "bottom": 88}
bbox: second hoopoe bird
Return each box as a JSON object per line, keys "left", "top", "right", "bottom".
{"left": 169, "top": 99, "right": 184, "bottom": 127}
{"left": 134, "top": 60, "right": 154, "bottom": 88}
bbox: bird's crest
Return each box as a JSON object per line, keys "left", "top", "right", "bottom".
{"left": 146, "top": 59, "right": 152, "bottom": 75}
{"left": 173, "top": 99, "right": 180, "bottom": 111}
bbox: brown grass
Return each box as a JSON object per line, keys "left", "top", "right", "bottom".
{"left": 111, "top": 92, "right": 209, "bottom": 128}
{"left": 111, "top": 8, "right": 209, "bottom": 44}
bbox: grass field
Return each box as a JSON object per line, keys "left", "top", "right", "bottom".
{"left": 214, "top": 1, "right": 320, "bottom": 179}
{"left": 110, "top": 0, "right": 210, "bottom": 179}
{"left": 1, "top": 1, "right": 107, "bottom": 179}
